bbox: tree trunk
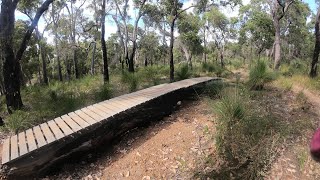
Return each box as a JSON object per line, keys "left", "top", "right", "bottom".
{"left": 91, "top": 42, "right": 96, "bottom": 75}
{"left": 310, "top": 9, "right": 320, "bottom": 78}
{"left": 101, "top": 0, "right": 109, "bottom": 83}
{"left": 169, "top": 19, "right": 176, "bottom": 82}
{"left": 0, "top": 0, "right": 53, "bottom": 112}
{"left": 203, "top": 25, "right": 207, "bottom": 63}
{"left": 35, "top": 28, "right": 48, "bottom": 85}
{"left": 273, "top": 19, "right": 281, "bottom": 70}
{"left": 65, "top": 55, "right": 71, "bottom": 81}
{"left": 144, "top": 55, "right": 148, "bottom": 67}
{"left": 0, "top": 0, "right": 22, "bottom": 113}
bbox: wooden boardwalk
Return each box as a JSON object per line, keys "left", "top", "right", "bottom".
{"left": 1, "top": 77, "right": 215, "bottom": 177}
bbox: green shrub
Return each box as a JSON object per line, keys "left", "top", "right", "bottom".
{"left": 94, "top": 84, "right": 112, "bottom": 101}
{"left": 215, "top": 65, "right": 225, "bottom": 77}
{"left": 248, "top": 60, "right": 276, "bottom": 90}
{"left": 205, "top": 80, "right": 225, "bottom": 97}
{"left": 202, "top": 62, "right": 216, "bottom": 73}
{"left": 231, "top": 59, "right": 244, "bottom": 69}
{"left": 121, "top": 71, "right": 140, "bottom": 92}
{"left": 176, "top": 64, "right": 192, "bottom": 80}
{"left": 212, "top": 87, "right": 285, "bottom": 179}
{"left": 139, "top": 66, "right": 161, "bottom": 85}
{"left": 5, "top": 111, "right": 36, "bottom": 133}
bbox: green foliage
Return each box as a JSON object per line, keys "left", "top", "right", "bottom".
{"left": 212, "top": 87, "right": 285, "bottom": 179}
{"left": 230, "top": 59, "right": 244, "bottom": 70}
{"left": 5, "top": 111, "right": 35, "bottom": 134}
{"left": 94, "top": 84, "right": 112, "bottom": 101}
{"left": 248, "top": 60, "right": 276, "bottom": 90}
{"left": 138, "top": 66, "right": 162, "bottom": 85}
{"left": 205, "top": 80, "right": 225, "bottom": 97}
{"left": 280, "top": 60, "right": 308, "bottom": 76}
{"left": 176, "top": 64, "right": 192, "bottom": 80}
{"left": 201, "top": 62, "right": 216, "bottom": 73}
{"left": 121, "top": 72, "right": 140, "bottom": 92}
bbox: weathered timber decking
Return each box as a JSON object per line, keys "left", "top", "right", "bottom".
{"left": 1, "top": 77, "right": 216, "bottom": 177}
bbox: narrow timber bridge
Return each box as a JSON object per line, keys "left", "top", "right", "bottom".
{"left": 1, "top": 77, "right": 216, "bottom": 178}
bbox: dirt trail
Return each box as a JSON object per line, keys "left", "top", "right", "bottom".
{"left": 101, "top": 100, "right": 215, "bottom": 179}
{"left": 48, "top": 100, "right": 216, "bottom": 180}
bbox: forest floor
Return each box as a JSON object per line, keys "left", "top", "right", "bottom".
{"left": 1, "top": 69, "right": 320, "bottom": 179}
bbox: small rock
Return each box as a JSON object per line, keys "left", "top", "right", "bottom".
{"left": 142, "top": 176, "right": 151, "bottom": 180}
{"left": 177, "top": 101, "right": 181, "bottom": 106}
{"left": 125, "top": 171, "right": 130, "bottom": 177}
{"left": 136, "top": 152, "right": 141, "bottom": 157}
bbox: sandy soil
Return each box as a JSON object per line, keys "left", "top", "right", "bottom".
{"left": 45, "top": 99, "right": 215, "bottom": 180}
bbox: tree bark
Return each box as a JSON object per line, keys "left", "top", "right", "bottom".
{"left": 273, "top": 18, "right": 281, "bottom": 70}
{"left": 101, "top": 0, "right": 109, "bottom": 83}
{"left": 203, "top": 24, "right": 207, "bottom": 63}
{"left": 35, "top": 28, "right": 48, "bottom": 85}
{"left": 271, "top": 0, "right": 293, "bottom": 70}
{"left": 310, "top": 9, "right": 320, "bottom": 78}
{"left": 169, "top": 18, "right": 176, "bottom": 82}
{"left": 52, "top": 3, "right": 62, "bottom": 81}
{"left": 91, "top": 42, "right": 96, "bottom": 75}
{"left": 144, "top": 55, "right": 148, "bottom": 67}
{"left": 1, "top": 0, "right": 53, "bottom": 112}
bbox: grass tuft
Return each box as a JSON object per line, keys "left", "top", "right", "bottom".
{"left": 248, "top": 60, "right": 276, "bottom": 90}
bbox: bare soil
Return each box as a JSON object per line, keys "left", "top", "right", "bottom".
{"left": 45, "top": 99, "right": 216, "bottom": 180}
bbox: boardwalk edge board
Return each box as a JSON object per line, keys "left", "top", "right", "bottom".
{"left": 1, "top": 77, "right": 218, "bottom": 178}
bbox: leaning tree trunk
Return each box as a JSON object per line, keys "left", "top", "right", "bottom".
{"left": 101, "top": 0, "right": 109, "bottom": 83}
{"left": 169, "top": 18, "right": 176, "bottom": 82}
{"left": 310, "top": 9, "right": 320, "bottom": 78}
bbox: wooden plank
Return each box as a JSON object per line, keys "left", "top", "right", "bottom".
{"left": 47, "top": 120, "right": 64, "bottom": 139}
{"left": 60, "top": 115, "right": 82, "bottom": 132}
{"left": 68, "top": 112, "right": 90, "bottom": 128}
{"left": 104, "top": 99, "right": 129, "bottom": 110}
{"left": 18, "top": 132, "right": 28, "bottom": 156}
{"left": 94, "top": 103, "right": 117, "bottom": 116}
{"left": 116, "top": 96, "right": 142, "bottom": 105}
{"left": 2, "top": 138, "right": 10, "bottom": 164}
{"left": 98, "top": 101, "right": 122, "bottom": 113}
{"left": 33, "top": 126, "right": 48, "bottom": 148}
{"left": 87, "top": 105, "right": 109, "bottom": 119}
{"left": 25, "top": 129, "right": 37, "bottom": 152}
{"left": 10, "top": 135, "right": 18, "bottom": 160}
{"left": 81, "top": 108, "right": 104, "bottom": 122}
{"left": 54, "top": 117, "right": 73, "bottom": 135}
{"left": 74, "top": 110, "right": 97, "bottom": 125}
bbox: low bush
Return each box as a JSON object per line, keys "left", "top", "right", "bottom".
{"left": 247, "top": 60, "right": 276, "bottom": 90}
{"left": 121, "top": 71, "right": 140, "bottom": 92}
{"left": 211, "top": 87, "right": 285, "bottom": 179}
{"left": 176, "top": 64, "right": 192, "bottom": 80}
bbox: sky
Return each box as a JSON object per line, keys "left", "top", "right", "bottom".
{"left": 14, "top": 0, "right": 319, "bottom": 43}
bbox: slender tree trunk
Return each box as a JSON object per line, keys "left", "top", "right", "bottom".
{"left": 91, "top": 42, "right": 96, "bottom": 75}
{"left": 35, "top": 28, "right": 48, "bottom": 85}
{"left": 101, "top": 0, "right": 109, "bottom": 83}
{"left": 144, "top": 55, "right": 148, "bottom": 67}
{"left": 169, "top": 18, "right": 176, "bottom": 82}
{"left": 310, "top": 9, "right": 320, "bottom": 78}
{"left": 203, "top": 25, "right": 207, "bottom": 63}
{"left": 273, "top": 19, "right": 281, "bottom": 70}
{"left": 65, "top": 55, "right": 71, "bottom": 81}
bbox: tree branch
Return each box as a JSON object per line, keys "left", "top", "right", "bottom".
{"left": 16, "top": 0, "right": 54, "bottom": 62}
